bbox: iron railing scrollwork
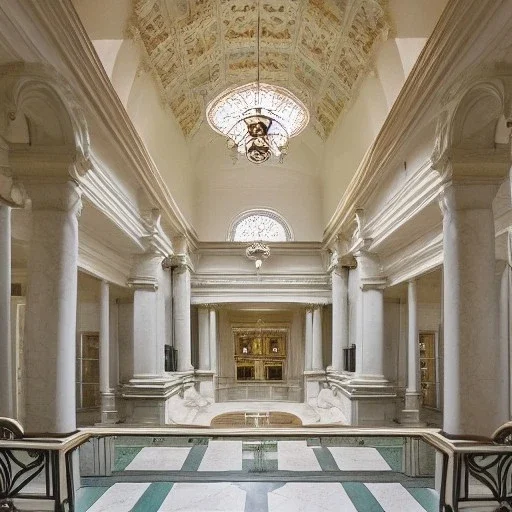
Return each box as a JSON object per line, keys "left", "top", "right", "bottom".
{"left": 0, "top": 449, "right": 48, "bottom": 499}
{"left": 463, "top": 452, "right": 512, "bottom": 509}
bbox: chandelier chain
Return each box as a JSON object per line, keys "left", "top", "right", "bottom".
{"left": 256, "top": 0, "right": 260, "bottom": 105}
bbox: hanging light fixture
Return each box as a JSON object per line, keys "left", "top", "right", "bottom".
{"left": 246, "top": 241, "right": 270, "bottom": 270}
{"left": 206, "top": 1, "right": 309, "bottom": 164}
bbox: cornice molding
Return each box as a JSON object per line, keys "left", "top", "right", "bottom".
{"left": 195, "top": 241, "right": 324, "bottom": 256}
{"left": 383, "top": 228, "right": 443, "bottom": 287}
{"left": 78, "top": 227, "right": 132, "bottom": 287}
{"left": 323, "top": 0, "right": 507, "bottom": 246}
{"left": 363, "top": 160, "right": 441, "bottom": 250}
{"left": 192, "top": 273, "right": 330, "bottom": 288}
{"left": 191, "top": 272, "right": 331, "bottom": 304}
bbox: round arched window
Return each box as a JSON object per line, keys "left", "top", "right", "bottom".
{"left": 228, "top": 209, "right": 293, "bottom": 242}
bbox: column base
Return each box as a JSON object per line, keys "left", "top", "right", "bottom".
{"left": 122, "top": 373, "right": 195, "bottom": 425}
{"left": 195, "top": 370, "right": 216, "bottom": 402}
{"left": 304, "top": 370, "right": 327, "bottom": 403}
{"left": 99, "top": 392, "right": 118, "bottom": 425}
{"left": 400, "top": 392, "right": 424, "bottom": 427}
{"left": 325, "top": 373, "right": 397, "bottom": 426}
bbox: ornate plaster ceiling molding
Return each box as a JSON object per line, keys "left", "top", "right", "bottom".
{"left": 130, "top": 0, "right": 388, "bottom": 140}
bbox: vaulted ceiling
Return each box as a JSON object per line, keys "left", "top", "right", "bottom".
{"left": 131, "top": 0, "right": 388, "bottom": 140}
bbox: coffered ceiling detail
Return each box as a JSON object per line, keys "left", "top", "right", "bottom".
{"left": 130, "top": 0, "right": 388, "bottom": 140}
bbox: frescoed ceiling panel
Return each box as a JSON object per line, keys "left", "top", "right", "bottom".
{"left": 131, "top": 0, "right": 388, "bottom": 139}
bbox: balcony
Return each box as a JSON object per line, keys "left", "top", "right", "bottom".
{"left": 2, "top": 418, "right": 512, "bottom": 511}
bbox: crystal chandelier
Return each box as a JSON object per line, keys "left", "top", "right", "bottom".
{"left": 205, "top": 1, "right": 309, "bottom": 164}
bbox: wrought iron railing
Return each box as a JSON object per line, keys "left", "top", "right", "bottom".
{"left": 2, "top": 417, "right": 512, "bottom": 511}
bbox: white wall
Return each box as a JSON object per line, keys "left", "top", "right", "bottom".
{"left": 193, "top": 156, "right": 323, "bottom": 241}
{"left": 72, "top": 0, "right": 196, "bottom": 225}
{"left": 321, "top": 0, "right": 448, "bottom": 226}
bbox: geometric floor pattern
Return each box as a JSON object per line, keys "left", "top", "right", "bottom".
{"left": 77, "top": 482, "right": 439, "bottom": 511}
{"left": 77, "top": 440, "right": 438, "bottom": 511}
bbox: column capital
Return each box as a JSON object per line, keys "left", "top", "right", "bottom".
{"left": 162, "top": 253, "right": 194, "bottom": 272}
{"left": 128, "top": 252, "right": 164, "bottom": 290}
{"left": 0, "top": 167, "right": 27, "bottom": 208}
{"left": 439, "top": 178, "right": 501, "bottom": 215}
{"left": 433, "top": 146, "right": 511, "bottom": 184}
{"left": 360, "top": 277, "right": 387, "bottom": 291}
{"left": 9, "top": 145, "right": 91, "bottom": 183}
{"left": 327, "top": 253, "right": 355, "bottom": 274}
{"left": 354, "top": 248, "right": 387, "bottom": 289}
{"left": 26, "top": 180, "right": 83, "bottom": 216}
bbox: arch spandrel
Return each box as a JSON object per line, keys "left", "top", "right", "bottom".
{"left": 0, "top": 63, "right": 91, "bottom": 182}
{"left": 431, "top": 76, "right": 512, "bottom": 180}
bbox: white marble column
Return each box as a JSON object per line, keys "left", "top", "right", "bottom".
{"left": 0, "top": 204, "right": 13, "bottom": 418}
{"left": 497, "top": 262, "right": 510, "bottom": 418}
{"left": 354, "top": 250, "right": 387, "bottom": 382}
{"left": 441, "top": 180, "right": 507, "bottom": 436}
{"left": 198, "top": 306, "right": 210, "bottom": 370}
{"left": 99, "top": 280, "right": 117, "bottom": 423}
{"left": 304, "top": 306, "right": 313, "bottom": 371}
{"left": 172, "top": 260, "right": 193, "bottom": 372}
{"left": 24, "top": 182, "right": 81, "bottom": 433}
{"left": 209, "top": 306, "right": 218, "bottom": 373}
{"left": 311, "top": 306, "right": 323, "bottom": 371}
{"left": 129, "top": 253, "right": 163, "bottom": 381}
{"left": 331, "top": 265, "right": 349, "bottom": 372}
{"left": 401, "top": 279, "right": 421, "bottom": 425}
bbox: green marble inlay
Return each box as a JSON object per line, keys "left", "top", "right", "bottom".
{"left": 321, "top": 436, "right": 404, "bottom": 448}
{"left": 75, "top": 486, "right": 109, "bottom": 512}
{"left": 376, "top": 447, "right": 403, "bottom": 472}
{"left": 313, "top": 447, "right": 339, "bottom": 471}
{"left": 342, "top": 482, "right": 385, "bottom": 512}
{"left": 407, "top": 488, "right": 439, "bottom": 512}
{"left": 130, "top": 482, "right": 174, "bottom": 512}
{"left": 181, "top": 445, "right": 208, "bottom": 471}
{"left": 113, "top": 446, "right": 142, "bottom": 471}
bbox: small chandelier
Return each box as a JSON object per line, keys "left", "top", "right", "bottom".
{"left": 205, "top": 1, "right": 309, "bottom": 164}
{"left": 246, "top": 241, "right": 270, "bottom": 270}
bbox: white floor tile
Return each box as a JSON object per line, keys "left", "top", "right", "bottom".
{"left": 157, "top": 482, "right": 245, "bottom": 511}
{"left": 125, "top": 447, "right": 191, "bottom": 471}
{"left": 328, "top": 447, "right": 392, "bottom": 471}
{"left": 198, "top": 440, "right": 242, "bottom": 471}
{"left": 85, "top": 482, "right": 150, "bottom": 512}
{"left": 365, "top": 483, "right": 427, "bottom": 512}
{"left": 268, "top": 483, "right": 357, "bottom": 512}
{"left": 277, "top": 441, "right": 322, "bottom": 471}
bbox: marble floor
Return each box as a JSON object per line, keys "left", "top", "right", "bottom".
{"left": 77, "top": 439, "right": 439, "bottom": 511}
{"left": 77, "top": 481, "right": 438, "bottom": 512}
